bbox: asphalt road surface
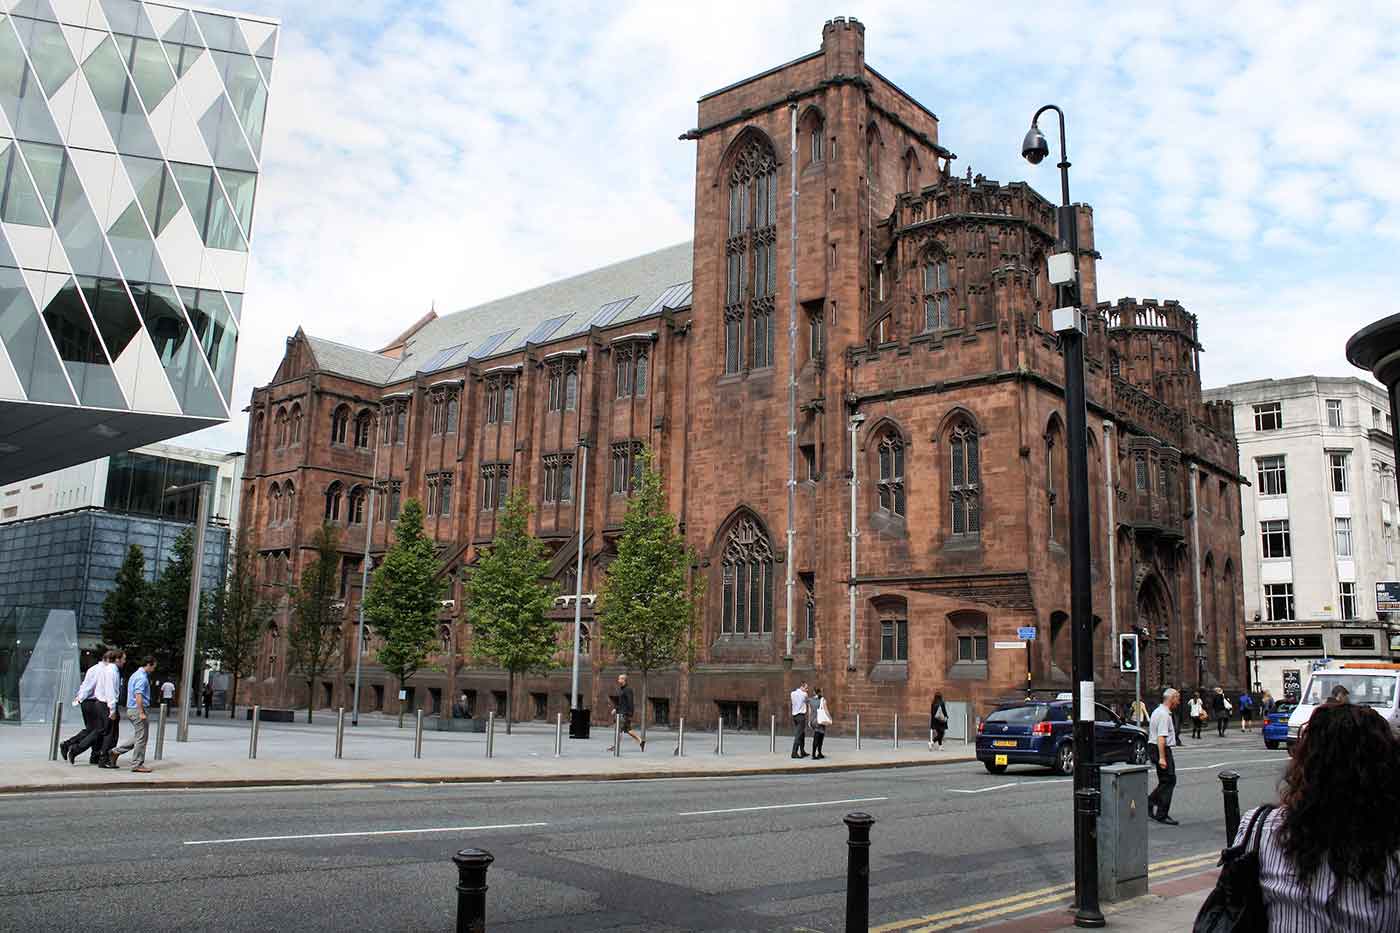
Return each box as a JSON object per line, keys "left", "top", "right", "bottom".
{"left": 1, "top": 732, "right": 1284, "bottom": 932}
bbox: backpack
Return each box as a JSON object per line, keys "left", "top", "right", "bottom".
{"left": 1192, "top": 804, "right": 1275, "bottom": 933}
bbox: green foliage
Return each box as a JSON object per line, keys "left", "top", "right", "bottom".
{"left": 205, "top": 536, "right": 272, "bottom": 716}
{"left": 144, "top": 528, "right": 202, "bottom": 676}
{"left": 598, "top": 450, "right": 703, "bottom": 738}
{"left": 364, "top": 499, "right": 446, "bottom": 704}
{"left": 464, "top": 488, "right": 558, "bottom": 731}
{"left": 286, "top": 525, "right": 343, "bottom": 722}
{"left": 101, "top": 545, "right": 148, "bottom": 652}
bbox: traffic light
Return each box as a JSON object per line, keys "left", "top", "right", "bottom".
{"left": 1120, "top": 633, "right": 1139, "bottom": 673}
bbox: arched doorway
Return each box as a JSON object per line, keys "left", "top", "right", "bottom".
{"left": 1137, "top": 576, "right": 1170, "bottom": 693}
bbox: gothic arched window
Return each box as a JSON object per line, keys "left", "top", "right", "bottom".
{"left": 274, "top": 406, "right": 287, "bottom": 447}
{"left": 564, "top": 368, "right": 578, "bottom": 410}
{"left": 324, "top": 481, "right": 343, "bottom": 523}
{"left": 269, "top": 482, "right": 282, "bottom": 524}
{"left": 348, "top": 485, "right": 366, "bottom": 524}
{"left": 949, "top": 421, "right": 981, "bottom": 537}
{"left": 353, "top": 410, "right": 372, "bottom": 448}
{"left": 394, "top": 403, "right": 407, "bottom": 444}
{"left": 720, "top": 517, "right": 775, "bottom": 636}
{"left": 922, "top": 254, "right": 952, "bottom": 332}
{"left": 877, "top": 431, "right": 906, "bottom": 517}
{"left": 330, "top": 404, "right": 349, "bottom": 445}
{"left": 289, "top": 404, "right": 302, "bottom": 444}
{"left": 283, "top": 482, "right": 295, "bottom": 523}
{"left": 725, "top": 136, "right": 777, "bottom": 374}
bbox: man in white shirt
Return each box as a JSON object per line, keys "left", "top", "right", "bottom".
{"left": 68, "top": 649, "right": 125, "bottom": 764}
{"left": 60, "top": 654, "right": 107, "bottom": 761}
{"left": 790, "top": 681, "right": 810, "bottom": 759}
{"left": 1147, "top": 688, "right": 1181, "bottom": 826}
{"left": 161, "top": 680, "right": 176, "bottom": 705}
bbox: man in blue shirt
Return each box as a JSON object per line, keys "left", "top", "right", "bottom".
{"left": 111, "top": 657, "right": 156, "bottom": 772}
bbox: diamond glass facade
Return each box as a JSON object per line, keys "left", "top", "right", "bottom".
{"left": 0, "top": 0, "right": 274, "bottom": 482}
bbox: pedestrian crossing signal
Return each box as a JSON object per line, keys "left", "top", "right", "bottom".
{"left": 1120, "top": 634, "right": 1139, "bottom": 673}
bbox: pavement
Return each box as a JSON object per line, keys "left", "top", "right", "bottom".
{"left": 3, "top": 708, "right": 975, "bottom": 792}
{"left": 0, "top": 729, "right": 1279, "bottom": 931}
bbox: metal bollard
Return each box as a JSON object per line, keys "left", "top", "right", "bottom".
{"left": 770, "top": 714, "right": 777, "bottom": 754}
{"left": 48, "top": 701, "right": 63, "bottom": 761}
{"left": 554, "top": 712, "right": 563, "bottom": 757}
{"left": 855, "top": 713, "right": 862, "bottom": 750}
{"left": 248, "top": 705, "right": 260, "bottom": 759}
{"left": 1219, "top": 770, "right": 1242, "bottom": 844}
{"left": 716, "top": 716, "right": 724, "bottom": 755}
{"left": 844, "top": 812, "right": 875, "bottom": 933}
{"left": 485, "top": 712, "right": 495, "bottom": 758}
{"left": 929, "top": 728, "right": 934, "bottom": 751}
{"left": 678, "top": 717, "right": 685, "bottom": 757}
{"left": 613, "top": 713, "right": 622, "bottom": 757}
{"left": 154, "top": 703, "right": 168, "bottom": 761}
{"left": 413, "top": 709, "right": 424, "bottom": 759}
{"left": 453, "top": 847, "right": 495, "bottom": 933}
{"left": 335, "top": 708, "right": 345, "bottom": 759}
{"left": 893, "top": 713, "right": 900, "bottom": 749}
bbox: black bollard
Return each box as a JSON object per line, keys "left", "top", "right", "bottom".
{"left": 844, "top": 812, "right": 875, "bottom": 933}
{"left": 1218, "top": 770, "right": 1241, "bottom": 845}
{"left": 453, "top": 848, "right": 494, "bottom": 933}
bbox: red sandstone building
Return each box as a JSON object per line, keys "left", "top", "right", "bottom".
{"left": 240, "top": 19, "right": 1246, "bottom": 731}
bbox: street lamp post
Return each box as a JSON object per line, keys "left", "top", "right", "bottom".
{"left": 1021, "top": 104, "right": 1102, "bottom": 929}
{"left": 164, "top": 481, "right": 211, "bottom": 743}
{"left": 1155, "top": 628, "right": 1170, "bottom": 689}
{"left": 1194, "top": 634, "right": 1207, "bottom": 692}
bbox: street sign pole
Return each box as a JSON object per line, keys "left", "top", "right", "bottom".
{"left": 1018, "top": 626, "right": 1037, "bottom": 699}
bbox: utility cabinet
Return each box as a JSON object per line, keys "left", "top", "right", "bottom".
{"left": 1098, "top": 763, "right": 1150, "bottom": 901}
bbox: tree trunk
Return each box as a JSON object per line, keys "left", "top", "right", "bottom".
{"left": 230, "top": 673, "right": 239, "bottom": 719}
{"left": 506, "top": 670, "right": 514, "bottom": 735}
{"left": 640, "top": 670, "right": 649, "bottom": 743}
{"left": 306, "top": 680, "right": 314, "bottom": 723}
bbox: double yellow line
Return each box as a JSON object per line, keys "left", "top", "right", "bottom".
{"left": 872, "top": 852, "right": 1220, "bottom": 932}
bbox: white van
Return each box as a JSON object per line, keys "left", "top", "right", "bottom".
{"left": 1285, "top": 663, "right": 1400, "bottom": 749}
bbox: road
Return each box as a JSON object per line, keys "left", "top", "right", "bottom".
{"left": 0, "top": 732, "right": 1282, "bottom": 932}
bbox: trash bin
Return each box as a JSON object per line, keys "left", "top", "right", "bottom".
{"left": 569, "top": 707, "right": 591, "bottom": 739}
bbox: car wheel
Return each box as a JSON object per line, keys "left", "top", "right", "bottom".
{"left": 984, "top": 761, "right": 1008, "bottom": 774}
{"left": 1056, "top": 742, "right": 1075, "bottom": 776}
{"left": 1130, "top": 739, "right": 1149, "bottom": 764}
{"left": 1265, "top": 739, "right": 1279, "bottom": 750}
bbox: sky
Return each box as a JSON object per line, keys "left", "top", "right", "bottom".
{"left": 185, "top": 0, "right": 1400, "bottom": 452}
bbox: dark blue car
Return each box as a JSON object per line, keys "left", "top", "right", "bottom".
{"left": 1261, "top": 702, "right": 1294, "bottom": 750}
{"left": 976, "top": 699, "right": 1150, "bottom": 775}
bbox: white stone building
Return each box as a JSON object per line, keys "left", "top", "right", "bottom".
{"left": 1203, "top": 376, "right": 1400, "bottom": 701}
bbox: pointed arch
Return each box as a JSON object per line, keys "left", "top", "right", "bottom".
{"left": 933, "top": 406, "right": 985, "bottom": 442}
{"left": 798, "top": 104, "right": 826, "bottom": 166}
{"left": 864, "top": 121, "right": 884, "bottom": 177}
{"left": 865, "top": 419, "right": 907, "bottom": 519}
{"left": 269, "top": 481, "right": 282, "bottom": 524}
{"left": 289, "top": 403, "right": 303, "bottom": 444}
{"left": 1045, "top": 413, "right": 1067, "bottom": 544}
{"left": 721, "top": 128, "right": 779, "bottom": 376}
{"left": 713, "top": 508, "right": 776, "bottom": 638}
{"left": 937, "top": 409, "right": 983, "bottom": 539}
{"left": 330, "top": 403, "right": 350, "bottom": 445}
{"left": 324, "top": 480, "right": 343, "bottom": 523}
{"left": 920, "top": 243, "right": 953, "bottom": 332}
{"left": 903, "top": 146, "right": 921, "bottom": 192}
{"left": 353, "top": 408, "right": 373, "bottom": 448}
{"left": 713, "top": 125, "right": 781, "bottom": 187}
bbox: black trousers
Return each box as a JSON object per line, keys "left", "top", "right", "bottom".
{"left": 71, "top": 701, "right": 114, "bottom": 760}
{"left": 1191, "top": 717, "right": 1203, "bottom": 739}
{"left": 1149, "top": 745, "right": 1176, "bottom": 818}
{"left": 791, "top": 713, "right": 807, "bottom": 756}
{"left": 931, "top": 720, "right": 947, "bottom": 745}
{"left": 812, "top": 727, "right": 825, "bottom": 757}
{"left": 64, "top": 698, "right": 101, "bottom": 748}
{"left": 1217, "top": 715, "right": 1228, "bottom": 737}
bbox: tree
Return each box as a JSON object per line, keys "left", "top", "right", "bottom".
{"left": 205, "top": 537, "right": 272, "bottom": 718}
{"left": 598, "top": 450, "right": 703, "bottom": 742}
{"left": 144, "top": 528, "right": 200, "bottom": 678}
{"left": 465, "top": 488, "right": 558, "bottom": 734}
{"left": 101, "top": 545, "right": 149, "bottom": 653}
{"left": 286, "top": 525, "right": 343, "bottom": 723}
{"left": 364, "top": 499, "right": 445, "bottom": 727}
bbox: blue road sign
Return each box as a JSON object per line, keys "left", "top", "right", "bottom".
{"left": 1017, "top": 627, "right": 1037, "bottom": 641}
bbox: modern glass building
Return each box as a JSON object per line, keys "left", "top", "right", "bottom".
{"left": 0, "top": 0, "right": 275, "bottom": 484}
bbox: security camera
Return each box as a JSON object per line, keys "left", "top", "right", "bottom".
{"left": 1021, "top": 125, "right": 1049, "bottom": 165}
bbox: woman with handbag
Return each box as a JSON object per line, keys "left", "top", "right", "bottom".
{"left": 1213, "top": 686, "right": 1231, "bottom": 738}
{"left": 929, "top": 692, "right": 949, "bottom": 750}
{"left": 1188, "top": 691, "right": 1207, "bottom": 740}
{"left": 811, "top": 688, "right": 832, "bottom": 759}
{"left": 1198, "top": 701, "right": 1400, "bottom": 931}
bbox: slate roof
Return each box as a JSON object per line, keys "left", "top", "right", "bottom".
{"left": 311, "top": 242, "right": 692, "bottom": 387}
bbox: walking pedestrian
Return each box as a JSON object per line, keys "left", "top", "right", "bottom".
{"left": 929, "top": 692, "right": 949, "bottom": 750}
{"left": 606, "top": 674, "right": 643, "bottom": 752}
{"left": 1239, "top": 690, "right": 1254, "bottom": 732}
{"left": 1260, "top": 689, "right": 1275, "bottom": 715}
{"left": 60, "top": 652, "right": 109, "bottom": 762}
{"left": 1212, "top": 686, "right": 1230, "bottom": 738}
{"left": 201, "top": 682, "right": 213, "bottom": 718}
{"left": 1225, "top": 702, "right": 1400, "bottom": 929}
{"left": 160, "top": 678, "right": 176, "bottom": 708}
{"left": 70, "top": 650, "right": 124, "bottom": 765}
{"left": 111, "top": 657, "right": 156, "bottom": 772}
{"left": 1129, "top": 696, "right": 1148, "bottom": 727}
{"left": 1188, "top": 691, "right": 1206, "bottom": 740}
{"left": 811, "top": 688, "right": 831, "bottom": 759}
{"left": 789, "top": 680, "right": 810, "bottom": 759}
{"left": 1147, "top": 688, "right": 1180, "bottom": 826}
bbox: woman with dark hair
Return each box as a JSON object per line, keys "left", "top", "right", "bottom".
{"left": 929, "top": 692, "right": 949, "bottom": 750}
{"left": 1235, "top": 702, "right": 1400, "bottom": 928}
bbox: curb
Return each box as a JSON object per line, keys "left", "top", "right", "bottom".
{"left": 1, "top": 752, "right": 977, "bottom": 795}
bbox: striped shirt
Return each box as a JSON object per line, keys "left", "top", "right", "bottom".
{"left": 1236, "top": 806, "right": 1400, "bottom": 932}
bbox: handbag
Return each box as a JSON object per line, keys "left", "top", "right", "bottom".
{"left": 816, "top": 701, "right": 833, "bottom": 726}
{"left": 1192, "top": 804, "right": 1275, "bottom": 933}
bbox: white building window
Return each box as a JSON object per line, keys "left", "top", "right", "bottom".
{"left": 1326, "top": 399, "right": 1343, "bottom": 428}
{"left": 1373, "top": 406, "right": 1383, "bottom": 428}
{"left": 1329, "top": 452, "right": 1350, "bottom": 493}
{"left": 1261, "top": 520, "right": 1291, "bottom": 559}
{"left": 1335, "top": 517, "right": 1353, "bottom": 557}
{"left": 1339, "top": 582, "right": 1357, "bottom": 621}
{"left": 1264, "top": 583, "right": 1295, "bottom": 621}
{"left": 1256, "top": 456, "right": 1287, "bottom": 496}
{"left": 1254, "top": 402, "right": 1282, "bottom": 431}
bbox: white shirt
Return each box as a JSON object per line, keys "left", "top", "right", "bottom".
{"left": 1148, "top": 703, "right": 1176, "bottom": 746}
{"left": 791, "top": 688, "right": 809, "bottom": 717}
{"left": 1188, "top": 698, "right": 1205, "bottom": 719}
{"left": 73, "top": 662, "right": 104, "bottom": 703}
{"left": 161, "top": 681, "right": 175, "bottom": 700}
{"left": 95, "top": 662, "right": 122, "bottom": 710}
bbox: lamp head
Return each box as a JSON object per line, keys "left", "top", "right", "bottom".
{"left": 1021, "top": 123, "right": 1049, "bottom": 165}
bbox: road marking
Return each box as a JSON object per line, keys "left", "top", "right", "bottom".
{"left": 183, "top": 821, "right": 548, "bottom": 846}
{"left": 947, "top": 782, "right": 1020, "bottom": 795}
{"left": 676, "top": 796, "right": 887, "bottom": 816}
{"left": 1178, "top": 756, "right": 1283, "bottom": 773}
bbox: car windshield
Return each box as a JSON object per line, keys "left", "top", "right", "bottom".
{"left": 986, "top": 705, "right": 1047, "bottom": 725}
{"left": 1302, "top": 673, "right": 1398, "bottom": 708}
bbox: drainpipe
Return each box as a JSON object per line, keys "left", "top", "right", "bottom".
{"left": 1189, "top": 462, "right": 1203, "bottom": 641}
{"left": 784, "top": 102, "right": 798, "bottom": 660}
{"left": 1103, "top": 420, "right": 1118, "bottom": 662}
{"left": 848, "top": 412, "right": 866, "bottom": 670}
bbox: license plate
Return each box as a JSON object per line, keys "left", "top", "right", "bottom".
{"left": 993, "top": 740, "right": 1017, "bottom": 748}
{"left": 995, "top": 754, "right": 1009, "bottom": 765}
